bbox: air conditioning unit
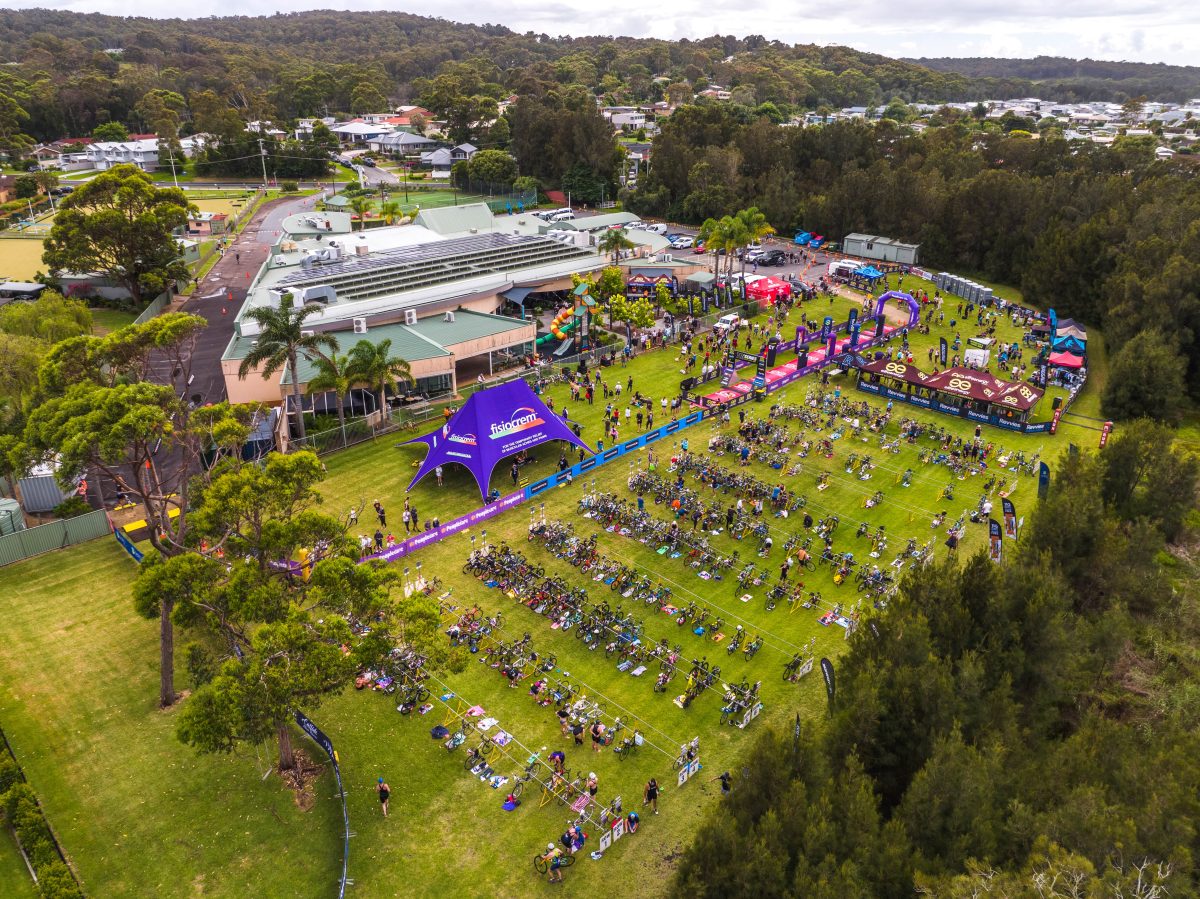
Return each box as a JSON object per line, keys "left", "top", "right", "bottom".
{"left": 300, "top": 330, "right": 315, "bottom": 337}
{"left": 355, "top": 243, "right": 369, "bottom": 256}
{"left": 352, "top": 317, "right": 368, "bottom": 334}
{"left": 443, "top": 311, "right": 455, "bottom": 323}
{"left": 403, "top": 308, "right": 418, "bottom": 325}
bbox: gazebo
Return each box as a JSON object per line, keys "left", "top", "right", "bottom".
{"left": 401, "top": 380, "right": 591, "bottom": 501}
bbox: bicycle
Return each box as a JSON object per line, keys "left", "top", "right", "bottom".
{"left": 614, "top": 730, "right": 642, "bottom": 760}
{"left": 534, "top": 852, "right": 576, "bottom": 875}
{"left": 463, "top": 736, "right": 495, "bottom": 770}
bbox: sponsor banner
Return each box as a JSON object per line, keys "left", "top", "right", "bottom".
{"left": 1038, "top": 461, "right": 1051, "bottom": 499}
{"left": 994, "top": 418, "right": 1025, "bottom": 431}
{"left": 1099, "top": 420, "right": 1114, "bottom": 448}
{"left": 988, "top": 518, "right": 1003, "bottom": 563}
{"left": 859, "top": 381, "right": 882, "bottom": 394}
{"left": 820, "top": 658, "right": 835, "bottom": 704}
{"left": 908, "top": 395, "right": 932, "bottom": 408}
{"left": 294, "top": 710, "right": 336, "bottom": 761}
{"left": 113, "top": 526, "right": 145, "bottom": 563}
{"left": 965, "top": 410, "right": 991, "bottom": 423}
{"left": 1002, "top": 498, "right": 1017, "bottom": 539}
{"left": 939, "top": 337, "right": 949, "bottom": 366}
{"left": 365, "top": 490, "right": 525, "bottom": 563}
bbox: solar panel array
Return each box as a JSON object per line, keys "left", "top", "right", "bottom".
{"left": 274, "top": 232, "right": 596, "bottom": 303}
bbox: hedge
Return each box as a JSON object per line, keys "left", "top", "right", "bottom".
{"left": 0, "top": 737, "right": 84, "bottom": 898}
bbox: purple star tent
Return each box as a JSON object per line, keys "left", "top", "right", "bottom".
{"left": 402, "top": 379, "right": 591, "bottom": 500}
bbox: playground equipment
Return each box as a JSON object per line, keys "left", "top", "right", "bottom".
{"left": 534, "top": 282, "right": 597, "bottom": 354}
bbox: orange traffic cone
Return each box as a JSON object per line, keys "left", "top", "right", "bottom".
{"left": 221, "top": 307, "right": 227, "bottom": 315}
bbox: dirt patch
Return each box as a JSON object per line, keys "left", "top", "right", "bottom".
{"left": 279, "top": 749, "right": 325, "bottom": 811}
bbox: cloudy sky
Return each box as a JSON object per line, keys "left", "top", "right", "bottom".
{"left": 9, "top": 0, "right": 1200, "bottom": 66}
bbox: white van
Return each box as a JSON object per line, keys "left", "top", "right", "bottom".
{"left": 550, "top": 210, "right": 575, "bottom": 222}
{"left": 713, "top": 313, "right": 743, "bottom": 334}
{"left": 644, "top": 222, "right": 669, "bottom": 235}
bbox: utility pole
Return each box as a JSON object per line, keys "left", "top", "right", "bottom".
{"left": 257, "top": 138, "right": 269, "bottom": 189}
{"left": 167, "top": 145, "right": 180, "bottom": 190}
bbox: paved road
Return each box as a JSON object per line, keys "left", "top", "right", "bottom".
{"left": 175, "top": 193, "right": 315, "bottom": 403}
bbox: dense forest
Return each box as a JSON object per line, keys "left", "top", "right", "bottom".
{"left": 627, "top": 108, "right": 1200, "bottom": 422}
{"left": 0, "top": 8, "right": 1146, "bottom": 152}
{"left": 675, "top": 428, "right": 1200, "bottom": 896}
{"left": 914, "top": 56, "right": 1200, "bottom": 103}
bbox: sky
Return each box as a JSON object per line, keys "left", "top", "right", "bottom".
{"left": 7, "top": 0, "right": 1200, "bottom": 66}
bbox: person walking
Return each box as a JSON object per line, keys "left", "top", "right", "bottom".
{"left": 711, "top": 771, "right": 732, "bottom": 797}
{"left": 377, "top": 778, "right": 390, "bottom": 817}
{"left": 644, "top": 777, "right": 659, "bottom": 814}
{"left": 374, "top": 501, "right": 386, "bottom": 527}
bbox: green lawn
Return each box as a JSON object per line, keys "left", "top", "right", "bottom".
{"left": 0, "top": 276, "right": 1099, "bottom": 897}
{"left": 89, "top": 308, "right": 138, "bottom": 336}
{"left": 0, "top": 542, "right": 341, "bottom": 898}
{"left": 0, "top": 826, "right": 38, "bottom": 899}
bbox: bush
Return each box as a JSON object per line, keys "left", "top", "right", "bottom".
{"left": 0, "top": 780, "right": 83, "bottom": 898}
{"left": 37, "top": 861, "right": 84, "bottom": 899}
{"left": 280, "top": 180, "right": 298, "bottom": 193}
{"left": 52, "top": 497, "right": 91, "bottom": 519}
{"left": 0, "top": 753, "right": 20, "bottom": 795}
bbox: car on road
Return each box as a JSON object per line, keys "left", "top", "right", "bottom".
{"left": 360, "top": 158, "right": 377, "bottom": 167}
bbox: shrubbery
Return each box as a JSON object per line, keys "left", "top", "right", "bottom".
{"left": 0, "top": 734, "right": 84, "bottom": 898}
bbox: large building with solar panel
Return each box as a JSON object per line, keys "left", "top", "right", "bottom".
{"left": 221, "top": 203, "right": 632, "bottom": 413}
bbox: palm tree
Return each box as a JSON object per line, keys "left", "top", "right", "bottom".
{"left": 237, "top": 296, "right": 338, "bottom": 441}
{"left": 598, "top": 227, "right": 636, "bottom": 263}
{"left": 348, "top": 195, "right": 372, "bottom": 231}
{"left": 306, "top": 351, "right": 355, "bottom": 442}
{"left": 379, "top": 199, "right": 402, "bottom": 225}
{"left": 736, "top": 206, "right": 776, "bottom": 281}
{"left": 346, "top": 338, "right": 413, "bottom": 415}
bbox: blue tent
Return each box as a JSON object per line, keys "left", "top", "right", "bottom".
{"left": 1051, "top": 334, "right": 1086, "bottom": 355}
{"left": 854, "top": 265, "right": 885, "bottom": 280}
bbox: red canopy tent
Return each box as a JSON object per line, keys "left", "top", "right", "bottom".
{"left": 1048, "top": 351, "right": 1084, "bottom": 369}
{"left": 745, "top": 277, "right": 792, "bottom": 305}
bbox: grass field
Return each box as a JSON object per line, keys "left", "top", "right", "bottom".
{"left": 0, "top": 280, "right": 1104, "bottom": 897}
{"left": 0, "top": 237, "right": 46, "bottom": 281}
{"left": 0, "top": 825, "right": 38, "bottom": 898}
{"left": 88, "top": 308, "right": 138, "bottom": 335}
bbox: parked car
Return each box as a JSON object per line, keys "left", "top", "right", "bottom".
{"left": 712, "top": 313, "right": 744, "bottom": 334}
{"left": 739, "top": 244, "right": 765, "bottom": 261}
{"left": 759, "top": 249, "right": 786, "bottom": 266}
{"left": 671, "top": 237, "right": 695, "bottom": 249}
{"left": 693, "top": 242, "right": 706, "bottom": 254}
{"left": 361, "top": 157, "right": 377, "bottom": 168}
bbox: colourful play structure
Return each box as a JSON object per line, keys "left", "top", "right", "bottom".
{"left": 535, "top": 282, "right": 597, "bottom": 356}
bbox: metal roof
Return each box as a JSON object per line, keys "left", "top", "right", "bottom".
{"left": 272, "top": 231, "right": 596, "bottom": 304}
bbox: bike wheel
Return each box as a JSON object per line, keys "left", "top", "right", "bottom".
{"left": 560, "top": 855, "right": 576, "bottom": 868}
{"left": 533, "top": 855, "right": 548, "bottom": 875}
{"left": 464, "top": 752, "right": 479, "bottom": 771}
{"left": 512, "top": 780, "right": 524, "bottom": 799}
{"left": 416, "top": 687, "right": 430, "bottom": 703}
{"left": 481, "top": 741, "right": 494, "bottom": 756}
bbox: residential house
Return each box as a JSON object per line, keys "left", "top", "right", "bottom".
{"left": 610, "top": 111, "right": 647, "bottom": 131}
{"left": 31, "top": 138, "right": 94, "bottom": 171}
{"left": 83, "top": 134, "right": 204, "bottom": 172}
{"left": 0, "top": 175, "right": 27, "bottom": 204}
{"left": 295, "top": 117, "right": 337, "bottom": 138}
{"left": 246, "top": 121, "right": 287, "bottom": 138}
{"left": 418, "top": 143, "right": 478, "bottom": 176}
{"left": 696, "top": 88, "right": 732, "bottom": 101}
{"left": 369, "top": 131, "right": 437, "bottom": 156}
{"left": 330, "top": 121, "right": 395, "bottom": 146}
